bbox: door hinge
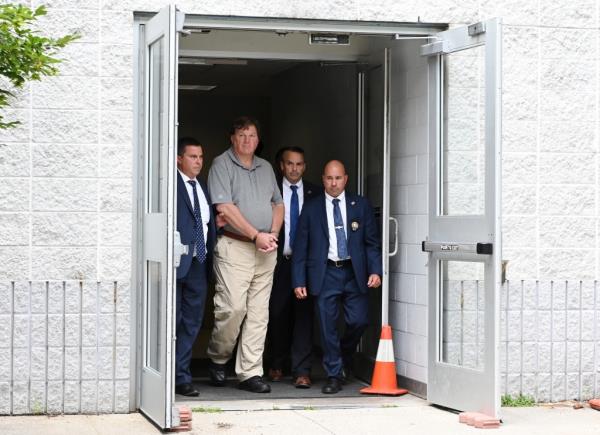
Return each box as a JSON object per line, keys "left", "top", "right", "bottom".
{"left": 175, "top": 9, "right": 188, "bottom": 35}
{"left": 468, "top": 22, "right": 486, "bottom": 36}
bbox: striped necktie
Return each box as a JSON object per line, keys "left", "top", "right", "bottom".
{"left": 332, "top": 198, "right": 348, "bottom": 259}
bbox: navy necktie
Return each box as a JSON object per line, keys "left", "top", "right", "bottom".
{"left": 187, "top": 180, "right": 206, "bottom": 263}
{"left": 289, "top": 185, "right": 299, "bottom": 248}
{"left": 332, "top": 198, "right": 348, "bottom": 259}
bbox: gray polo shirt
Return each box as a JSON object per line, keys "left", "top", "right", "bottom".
{"left": 208, "top": 147, "right": 283, "bottom": 234}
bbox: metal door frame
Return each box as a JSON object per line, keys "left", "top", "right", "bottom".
{"left": 133, "top": 4, "right": 183, "bottom": 429}
{"left": 422, "top": 18, "right": 502, "bottom": 417}
{"left": 131, "top": 9, "right": 448, "bottom": 423}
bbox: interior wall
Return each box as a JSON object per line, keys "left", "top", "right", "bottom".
{"left": 177, "top": 94, "right": 273, "bottom": 178}
{"left": 269, "top": 62, "right": 358, "bottom": 187}
{"left": 385, "top": 40, "right": 430, "bottom": 386}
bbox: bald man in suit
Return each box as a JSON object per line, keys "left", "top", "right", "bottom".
{"left": 291, "top": 160, "right": 382, "bottom": 394}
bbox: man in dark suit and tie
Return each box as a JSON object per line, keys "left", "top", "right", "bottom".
{"left": 267, "top": 146, "right": 321, "bottom": 388}
{"left": 291, "top": 160, "right": 382, "bottom": 394}
{"left": 175, "top": 137, "right": 216, "bottom": 397}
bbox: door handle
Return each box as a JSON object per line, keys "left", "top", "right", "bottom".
{"left": 389, "top": 216, "right": 399, "bottom": 257}
{"left": 174, "top": 231, "right": 189, "bottom": 267}
{"left": 421, "top": 241, "right": 493, "bottom": 255}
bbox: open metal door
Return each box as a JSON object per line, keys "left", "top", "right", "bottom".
{"left": 355, "top": 48, "right": 398, "bottom": 379}
{"left": 421, "top": 19, "right": 502, "bottom": 417}
{"left": 138, "top": 5, "right": 183, "bottom": 429}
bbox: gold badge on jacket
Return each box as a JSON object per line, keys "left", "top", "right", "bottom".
{"left": 351, "top": 220, "right": 360, "bottom": 231}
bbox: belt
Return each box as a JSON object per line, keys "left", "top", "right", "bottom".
{"left": 222, "top": 230, "right": 254, "bottom": 243}
{"left": 327, "top": 258, "right": 352, "bottom": 268}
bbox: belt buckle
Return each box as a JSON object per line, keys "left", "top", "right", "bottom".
{"left": 334, "top": 259, "right": 344, "bottom": 268}
{"left": 283, "top": 254, "right": 292, "bottom": 260}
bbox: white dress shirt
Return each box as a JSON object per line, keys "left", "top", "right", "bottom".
{"left": 325, "top": 191, "right": 348, "bottom": 261}
{"left": 282, "top": 177, "right": 304, "bottom": 256}
{"left": 178, "top": 169, "right": 210, "bottom": 256}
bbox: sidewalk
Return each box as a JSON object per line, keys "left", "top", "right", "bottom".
{"left": 1, "top": 394, "right": 599, "bottom": 434}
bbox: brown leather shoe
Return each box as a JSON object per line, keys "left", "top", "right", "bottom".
{"left": 293, "top": 375, "right": 311, "bottom": 389}
{"left": 268, "top": 368, "right": 283, "bottom": 382}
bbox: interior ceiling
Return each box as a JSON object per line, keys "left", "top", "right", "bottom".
{"left": 178, "top": 59, "right": 301, "bottom": 97}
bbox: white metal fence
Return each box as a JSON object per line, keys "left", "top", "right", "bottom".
{"left": 500, "top": 280, "right": 598, "bottom": 402}
{"left": 1, "top": 279, "right": 598, "bottom": 415}
{"left": 0, "top": 281, "right": 130, "bottom": 415}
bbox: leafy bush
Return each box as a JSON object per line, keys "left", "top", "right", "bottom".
{"left": 0, "top": 4, "right": 78, "bottom": 128}
{"left": 501, "top": 394, "right": 536, "bottom": 407}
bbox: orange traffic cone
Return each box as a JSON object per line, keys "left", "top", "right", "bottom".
{"left": 360, "top": 325, "right": 408, "bottom": 396}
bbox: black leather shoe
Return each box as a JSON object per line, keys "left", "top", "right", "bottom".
{"left": 341, "top": 367, "right": 354, "bottom": 384}
{"left": 175, "top": 383, "right": 199, "bottom": 397}
{"left": 208, "top": 362, "right": 226, "bottom": 387}
{"left": 238, "top": 376, "right": 271, "bottom": 393}
{"left": 322, "top": 377, "right": 342, "bottom": 394}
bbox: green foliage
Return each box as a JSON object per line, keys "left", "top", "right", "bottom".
{"left": 501, "top": 394, "right": 536, "bottom": 407}
{"left": 0, "top": 4, "right": 79, "bottom": 129}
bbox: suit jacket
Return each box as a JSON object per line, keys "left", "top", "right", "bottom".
{"left": 276, "top": 178, "right": 321, "bottom": 259}
{"left": 291, "top": 192, "right": 382, "bottom": 296}
{"left": 177, "top": 172, "right": 216, "bottom": 280}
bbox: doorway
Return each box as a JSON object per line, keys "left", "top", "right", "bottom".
{"left": 174, "top": 30, "right": 407, "bottom": 399}
{"left": 133, "top": 8, "right": 502, "bottom": 429}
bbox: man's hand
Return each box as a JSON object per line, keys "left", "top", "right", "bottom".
{"left": 215, "top": 212, "right": 227, "bottom": 228}
{"left": 294, "top": 286, "right": 307, "bottom": 299}
{"left": 255, "top": 232, "right": 278, "bottom": 253}
{"left": 367, "top": 274, "right": 381, "bottom": 288}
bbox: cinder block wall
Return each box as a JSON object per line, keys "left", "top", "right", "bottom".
{"left": 389, "top": 39, "right": 429, "bottom": 386}
{"left": 500, "top": 3, "right": 600, "bottom": 280}
{"left": 0, "top": 281, "right": 130, "bottom": 415}
{"left": 0, "top": 0, "right": 598, "bottom": 412}
{"left": 501, "top": 280, "right": 600, "bottom": 402}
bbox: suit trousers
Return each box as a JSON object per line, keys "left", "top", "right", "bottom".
{"left": 267, "top": 256, "right": 313, "bottom": 376}
{"left": 314, "top": 264, "right": 369, "bottom": 379}
{"left": 176, "top": 257, "right": 208, "bottom": 386}
{"left": 207, "top": 236, "right": 277, "bottom": 381}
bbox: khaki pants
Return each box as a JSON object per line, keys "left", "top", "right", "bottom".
{"left": 207, "top": 236, "right": 277, "bottom": 381}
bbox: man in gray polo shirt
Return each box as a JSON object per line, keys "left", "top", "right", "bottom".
{"left": 207, "top": 116, "right": 284, "bottom": 393}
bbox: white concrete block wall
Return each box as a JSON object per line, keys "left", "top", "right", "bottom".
{"left": 499, "top": 2, "right": 600, "bottom": 281}
{"left": 0, "top": 281, "right": 129, "bottom": 415}
{"left": 500, "top": 280, "right": 600, "bottom": 402}
{"left": 389, "top": 40, "right": 429, "bottom": 385}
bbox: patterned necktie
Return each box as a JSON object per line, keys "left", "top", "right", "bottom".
{"left": 187, "top": 180, "right": 206, "bottom": 263}
{"left": 289, "top": 185, "right": 299, "bottom": 248}
{"left": 332, "top": 198, "right": 348, "bottom": 259}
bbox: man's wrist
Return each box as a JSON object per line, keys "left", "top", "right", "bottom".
{"left": 251, "top": 231, "right": 260, "bottom": 242}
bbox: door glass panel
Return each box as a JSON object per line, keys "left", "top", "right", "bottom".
{"left": 147, "top": 37, "right": 164, "bottom": 213}
{"left": 440, "top": 260, "right": 485, "bottom": 370}
{"left": 441, "top": 45, "right": 485, "bottom": 216}
{"left": 146, "top": 260, "right": 162, "bottom": 371}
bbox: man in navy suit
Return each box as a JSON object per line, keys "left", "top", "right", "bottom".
{"left": 175, "top": 137, "right": 216, "bottom": 397}
{"left": 291, "top": 160, "right": 382, "bottom": 394}
{"left": 266, "top": 146, "right": 321, "bottom": 388}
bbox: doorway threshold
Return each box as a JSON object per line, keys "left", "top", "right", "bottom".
{"left": 177, "top": 393, "right": 424, "bottom": 412}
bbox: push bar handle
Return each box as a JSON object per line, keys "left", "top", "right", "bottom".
{"left": 421, "top": 241, "right": 493, "bottom": 255}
